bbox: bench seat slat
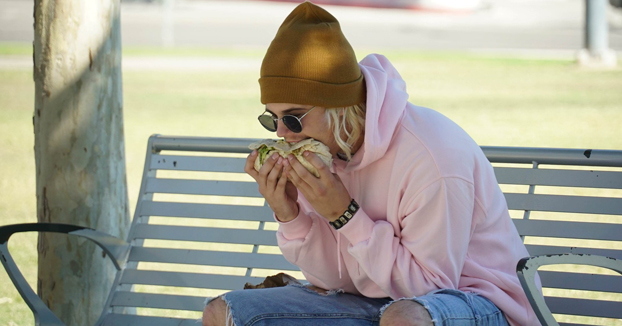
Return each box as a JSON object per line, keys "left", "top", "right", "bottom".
{"left": 132, "top": 224, "right": 279, "bottom": 246}
{"left": 111, "top": 291, "right": 205, "bottom": 311}
{"left": 129, "top": 247, "right": 298, "bottom": 270}
{"left": 538, "top": 271, "right": 622, "bottom": 293}
{"left": 494, "top": 167, "right": 622, "bottom": 189}
{"left": 545, "top": 296, "right": 622, "bottom": 318}
{"left": 151, "top": 154, "right": 245, "bottom": 173}
{"left": 146, "top": 178, "right": 261, "bottom": 197}
{"left": 505, "top": 193, "right": 622, "bottom": 215}
{"left": 102, "top": 314, "right": 198, "bottom": 326}
{"left": 120, "top": 270, "right": 264, "bottom": 290}
{"left": 514, "top": 219, "right": 622, "bottom": 241}
{"left": 139, "top": 201, "right": 273, "bottom": 222}
{"left": 525, "top": 244, "right": 622, "bottom": 260}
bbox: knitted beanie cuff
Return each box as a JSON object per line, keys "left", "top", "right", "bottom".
{"left": 259, "top": 74, "right": 366, "bottom": 108}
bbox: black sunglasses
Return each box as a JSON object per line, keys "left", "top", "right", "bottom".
{"left": 258, "top": 106, "right": 316, "bottom": 133}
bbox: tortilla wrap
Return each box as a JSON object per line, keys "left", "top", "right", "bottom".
{"left": 248, "top": 139, "right": 333, "bottom": 177}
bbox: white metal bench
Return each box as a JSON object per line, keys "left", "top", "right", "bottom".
{"left": 1, "top": 135, "right": 621, "bottom": 326}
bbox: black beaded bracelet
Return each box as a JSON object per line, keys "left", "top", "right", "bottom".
{"left": 329, "top": 199, "right": 360, "bottom": 230}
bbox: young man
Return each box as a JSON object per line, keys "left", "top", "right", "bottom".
{"left": 203, "top": 2, "right": 540, "bottom": 325}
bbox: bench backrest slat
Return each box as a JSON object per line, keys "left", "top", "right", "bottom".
{"left": 525, "top": 244, "right": 622, "bottom": 260}
{"left": 111, "top": 292, "right": 206, "bottom": 312}
{"left": 514, "top": 219, "right": 622, "bottom": 241}
{"left": 133, "top": 224, "right": 279, "bottom": 246}
{"left": 538, "top": 271, "right": 622, "bottom": 293}
{"left": 544, "top": 297, "right": 622, "bottom": 319}
{"left": 494, "top": 167, "right": 622, "bottom": 189}
{"left": 151, "top": 155, "right": 246, "bottom": 173}
{"left": 120, "top": 270, "right": 265, "bottom": 291}
{"left": 128, "top": 247, "right": 298, "bottom": 270}
{"left": 101, "top": 136, "right": 621, "bottom": 325}
{"left": 505, "top": 193, "right": 622, "bottom": 215}
{"left": 139, "top": 201, "right": 274, "bottom": 222}
{"left": 145, "top": 178, "right": 261, "bottom": 197}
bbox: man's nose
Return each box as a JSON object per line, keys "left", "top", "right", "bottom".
{"left": 276, "top": 120, "right": 292, "bottom": 138}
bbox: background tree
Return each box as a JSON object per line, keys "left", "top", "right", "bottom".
{"left": 33, "top": 0, "right": 129, "bottom": 324}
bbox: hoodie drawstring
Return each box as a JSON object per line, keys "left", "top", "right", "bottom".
{"left": 337, "top": 232, "right": 342, "bottom": 279}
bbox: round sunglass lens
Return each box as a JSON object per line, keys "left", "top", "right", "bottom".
{"left": 258, "top": 115, "right": 277, "bottom": 132}
{"left": 282, "top": 116, "right": 302, "bottom": 133}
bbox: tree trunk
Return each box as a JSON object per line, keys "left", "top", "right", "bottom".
{"left": 33, "top": 0, "right": 129, "bottom": 325}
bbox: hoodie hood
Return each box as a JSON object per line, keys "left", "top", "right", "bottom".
{"left": 339, "top": 54, "right": 409, "bottom": 172}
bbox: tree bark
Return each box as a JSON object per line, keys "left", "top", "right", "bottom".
{"left": 33, "top": 0, "right": 129, "bottom": 325}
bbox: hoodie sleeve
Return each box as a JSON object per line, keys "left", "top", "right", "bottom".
{"left": 276, "top": 199, "right": 357, "bottom": 292}
{"left": 338, "top": 176, "right": 475, "bottom": 299}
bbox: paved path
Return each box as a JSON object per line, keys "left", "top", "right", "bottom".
{"left": 1, "top": 0, "right": 622, "bottom": 61}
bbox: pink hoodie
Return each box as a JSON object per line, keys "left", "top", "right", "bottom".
{"left": 276, "top": 54, "right": 540, "bottom": 326}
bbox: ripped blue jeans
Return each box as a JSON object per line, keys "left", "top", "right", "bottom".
{"left": 206, "top": 284, "right": 509, "bottom": 326}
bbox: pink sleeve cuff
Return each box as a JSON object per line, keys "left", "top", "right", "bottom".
{"left": 275, "top": 211, "right": 313, "bottom": 241}
{"left": 337, "top": 209, "right": 376, "bottom": 245}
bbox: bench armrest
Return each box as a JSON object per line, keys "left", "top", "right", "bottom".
{"left": 516, "top": 253, "right": 622, "bottom": 326}
{"left": 0, "top": 223, "right": 130, "bottom": 326}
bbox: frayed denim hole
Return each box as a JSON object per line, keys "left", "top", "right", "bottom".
{"left": 203, "top": 294, "right": 238, "bottom": 326}
{"left": 378, "top": 298, "right": 420, "bottom": 317}
{"left": 219, "top": 294, "right": 239, "bottom": 326}
{"left": 286, "top": 282, "right": 315, "bottom": 295}
{"left": 204, "top": 296, "right": 217, "bottom": 307}
{"left": 287, "top": 282, "right": 309, "bottom": 289}
{"left": 379, "top": 298, "right": 404, "bottom": 317}
{"left": 294, "top": 283, "right": 345, "bottom": 297}
{"left": 379, "top": 298, "right": 438, "bottom": 325}
{"left": 325, "top": 288, "right": 345, "bottom": 296}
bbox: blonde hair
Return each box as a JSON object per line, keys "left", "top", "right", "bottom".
{"left": 325, "top": 103, "right": 366, "bottom": 160}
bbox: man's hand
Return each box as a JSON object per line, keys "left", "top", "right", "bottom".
{"left": 245, "top": 151, "right": 299, "bottom": 222}
{"left": 283, "top": 151, "right": 351, "bottom": 222}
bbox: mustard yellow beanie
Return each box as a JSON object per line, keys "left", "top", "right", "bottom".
{"left": 259, "top": 1, "right": 365, "bottom": 107}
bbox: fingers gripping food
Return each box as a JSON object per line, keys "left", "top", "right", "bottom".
{"left": 249, "top": 139, "right": 333, "bottom": 177}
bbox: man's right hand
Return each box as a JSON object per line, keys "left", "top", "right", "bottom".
{"left": 244, "top": 151, "right": 299, "bottom": 222}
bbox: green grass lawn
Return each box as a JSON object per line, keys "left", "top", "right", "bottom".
{"left": 1, "top": 42, "right": 621, "bottom": 326}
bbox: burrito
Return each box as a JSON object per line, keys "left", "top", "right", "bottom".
{"left": 249, "top": 139, "right": 333, "bottom": 177}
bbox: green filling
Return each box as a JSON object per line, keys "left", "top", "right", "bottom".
{"left": 291, "top": 148, "right": 303, "bottom": 156}
{"left": 257, "top": 142, "right": 304, "bottom": 166}
{"left": 258, "top": 145, "right": 272, "bottom": 165}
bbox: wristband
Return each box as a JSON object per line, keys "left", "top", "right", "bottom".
{"left": 329, "top": 199, "right": 359, "bottom": 230}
